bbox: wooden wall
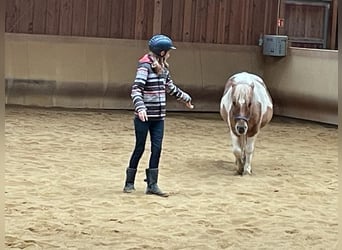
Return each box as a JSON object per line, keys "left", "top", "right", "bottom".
{"left": 278, "top": 0, "right": 338, "bottom": 49}
{"left": 5, "top": 0, "right": 278, "bottom": 45}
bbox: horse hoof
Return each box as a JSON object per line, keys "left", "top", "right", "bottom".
{"left": 236, "top": 169, "right": 243, "bottom": 175}
{"left": 242, "top": 170, "right": 252, "bottom": 176}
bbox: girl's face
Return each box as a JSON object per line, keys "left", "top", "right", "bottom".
{"left": 160, "top": 50, "right": 171, "bottom": 59}
{"left": 164, "top": 51, "right": 170, "bottom": 59}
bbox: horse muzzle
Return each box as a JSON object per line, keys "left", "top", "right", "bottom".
{"left": 234, "top": 115, "right": 249, "bottom": 135}
{"left": 235, "top": 123, "right": 247, "bottom": 135}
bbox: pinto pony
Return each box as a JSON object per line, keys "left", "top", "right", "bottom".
{"left": 220, "top": 72, "right": 273, "bottom": 175}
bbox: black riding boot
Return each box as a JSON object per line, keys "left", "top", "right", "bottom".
{"left": 145, "top": 168, "right": 168, "bottom": 197}
{"left": 123, "top": 168, "right": 137, "bottom": 193}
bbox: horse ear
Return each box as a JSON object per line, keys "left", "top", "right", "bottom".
{"left": 250, "top": 82, "right": 255, "bottom": 90}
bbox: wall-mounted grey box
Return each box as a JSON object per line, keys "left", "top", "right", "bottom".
{"left": 262, "top": 35, "right": 288, "bottom": 57}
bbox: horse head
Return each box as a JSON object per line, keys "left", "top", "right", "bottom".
{"left": 230, "top": 82, "right": 254, "bottom": 136}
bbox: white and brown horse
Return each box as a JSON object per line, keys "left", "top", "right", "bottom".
{"left": 220, "top": 72, "right": 273, "bottom": 175}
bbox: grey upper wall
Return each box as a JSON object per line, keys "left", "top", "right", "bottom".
{"left": 264, "top": 48, "right": 338, "bottom": 124}
{"left": 4, "top": 34, "right": 338, "bottom": 124}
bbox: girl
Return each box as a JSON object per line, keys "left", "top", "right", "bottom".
{"left": 123, "top": 34, "right": 194, "bottom": 197}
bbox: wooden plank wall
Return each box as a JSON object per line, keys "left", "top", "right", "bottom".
{"left": 5, "top": 0, "right": 279, "bottom": 45}
{"left": 284, "top": 3, "right": 326, "bottom": 48}
{"left": 278, "top": 0, "right": 338, "bottom": 49}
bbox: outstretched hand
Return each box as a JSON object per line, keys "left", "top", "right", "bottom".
{"left": 186, "top": 102, "right": 194, "bottom": 109}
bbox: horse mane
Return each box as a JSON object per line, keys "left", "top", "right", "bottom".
{"left": 232, "top": 83, "right": 253, "bottom": 103}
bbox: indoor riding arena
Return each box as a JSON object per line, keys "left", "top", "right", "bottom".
{"left": 4, "top": 1, "right": 338, "bottom": 249}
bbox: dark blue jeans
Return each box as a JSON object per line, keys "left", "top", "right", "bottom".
{"left": 128, "top": 117, "right": 164, "bottom": 170}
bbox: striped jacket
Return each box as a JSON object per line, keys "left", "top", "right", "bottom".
{"left": 131, "top": 54, "right": 191, "bottom": 120}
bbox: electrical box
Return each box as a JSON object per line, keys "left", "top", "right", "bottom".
{"left": 262, "top": 35, "right": 288, "bottom": 57}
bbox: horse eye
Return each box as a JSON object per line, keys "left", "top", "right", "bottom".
{"left": 232, "top": 101, "right": 236, "bottom": 106}
{"left": 248, "top": 102, "right": 252, "bottom": 108}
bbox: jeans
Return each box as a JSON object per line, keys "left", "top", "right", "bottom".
{"left": 128, "top": 117, "right": 164, "bottom": 170}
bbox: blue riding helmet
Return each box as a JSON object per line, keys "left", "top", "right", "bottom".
{"left": 148, "top": 34, "right": 176, "bottom": 56}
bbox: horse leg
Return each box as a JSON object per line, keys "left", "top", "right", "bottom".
{"left": 230, "top": 133, "right": 244, "bottom": 175}
{"left": 242, "top": 136, "right": 256, "bottom": 175}
{"left": 236, "top": 158, "right": 244, "bottom": 175}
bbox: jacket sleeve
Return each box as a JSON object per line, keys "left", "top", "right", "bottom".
{"left": 165, "top": 71, "right": 192, "bottom": 103}
{"left": 131, "top": 63, "right": 149, "bottom": 112}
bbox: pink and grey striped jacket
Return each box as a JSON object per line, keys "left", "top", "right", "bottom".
{"left": 131, "top": 54, "right": 192, "bottom": 120}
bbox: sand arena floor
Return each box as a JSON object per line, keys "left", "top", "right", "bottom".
{"left": 5, "top": 106, "right": 338, "bottom": 249}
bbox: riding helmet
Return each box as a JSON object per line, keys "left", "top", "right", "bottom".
{"left": 148, "top": 34, "right": 176, "bottom": 56}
